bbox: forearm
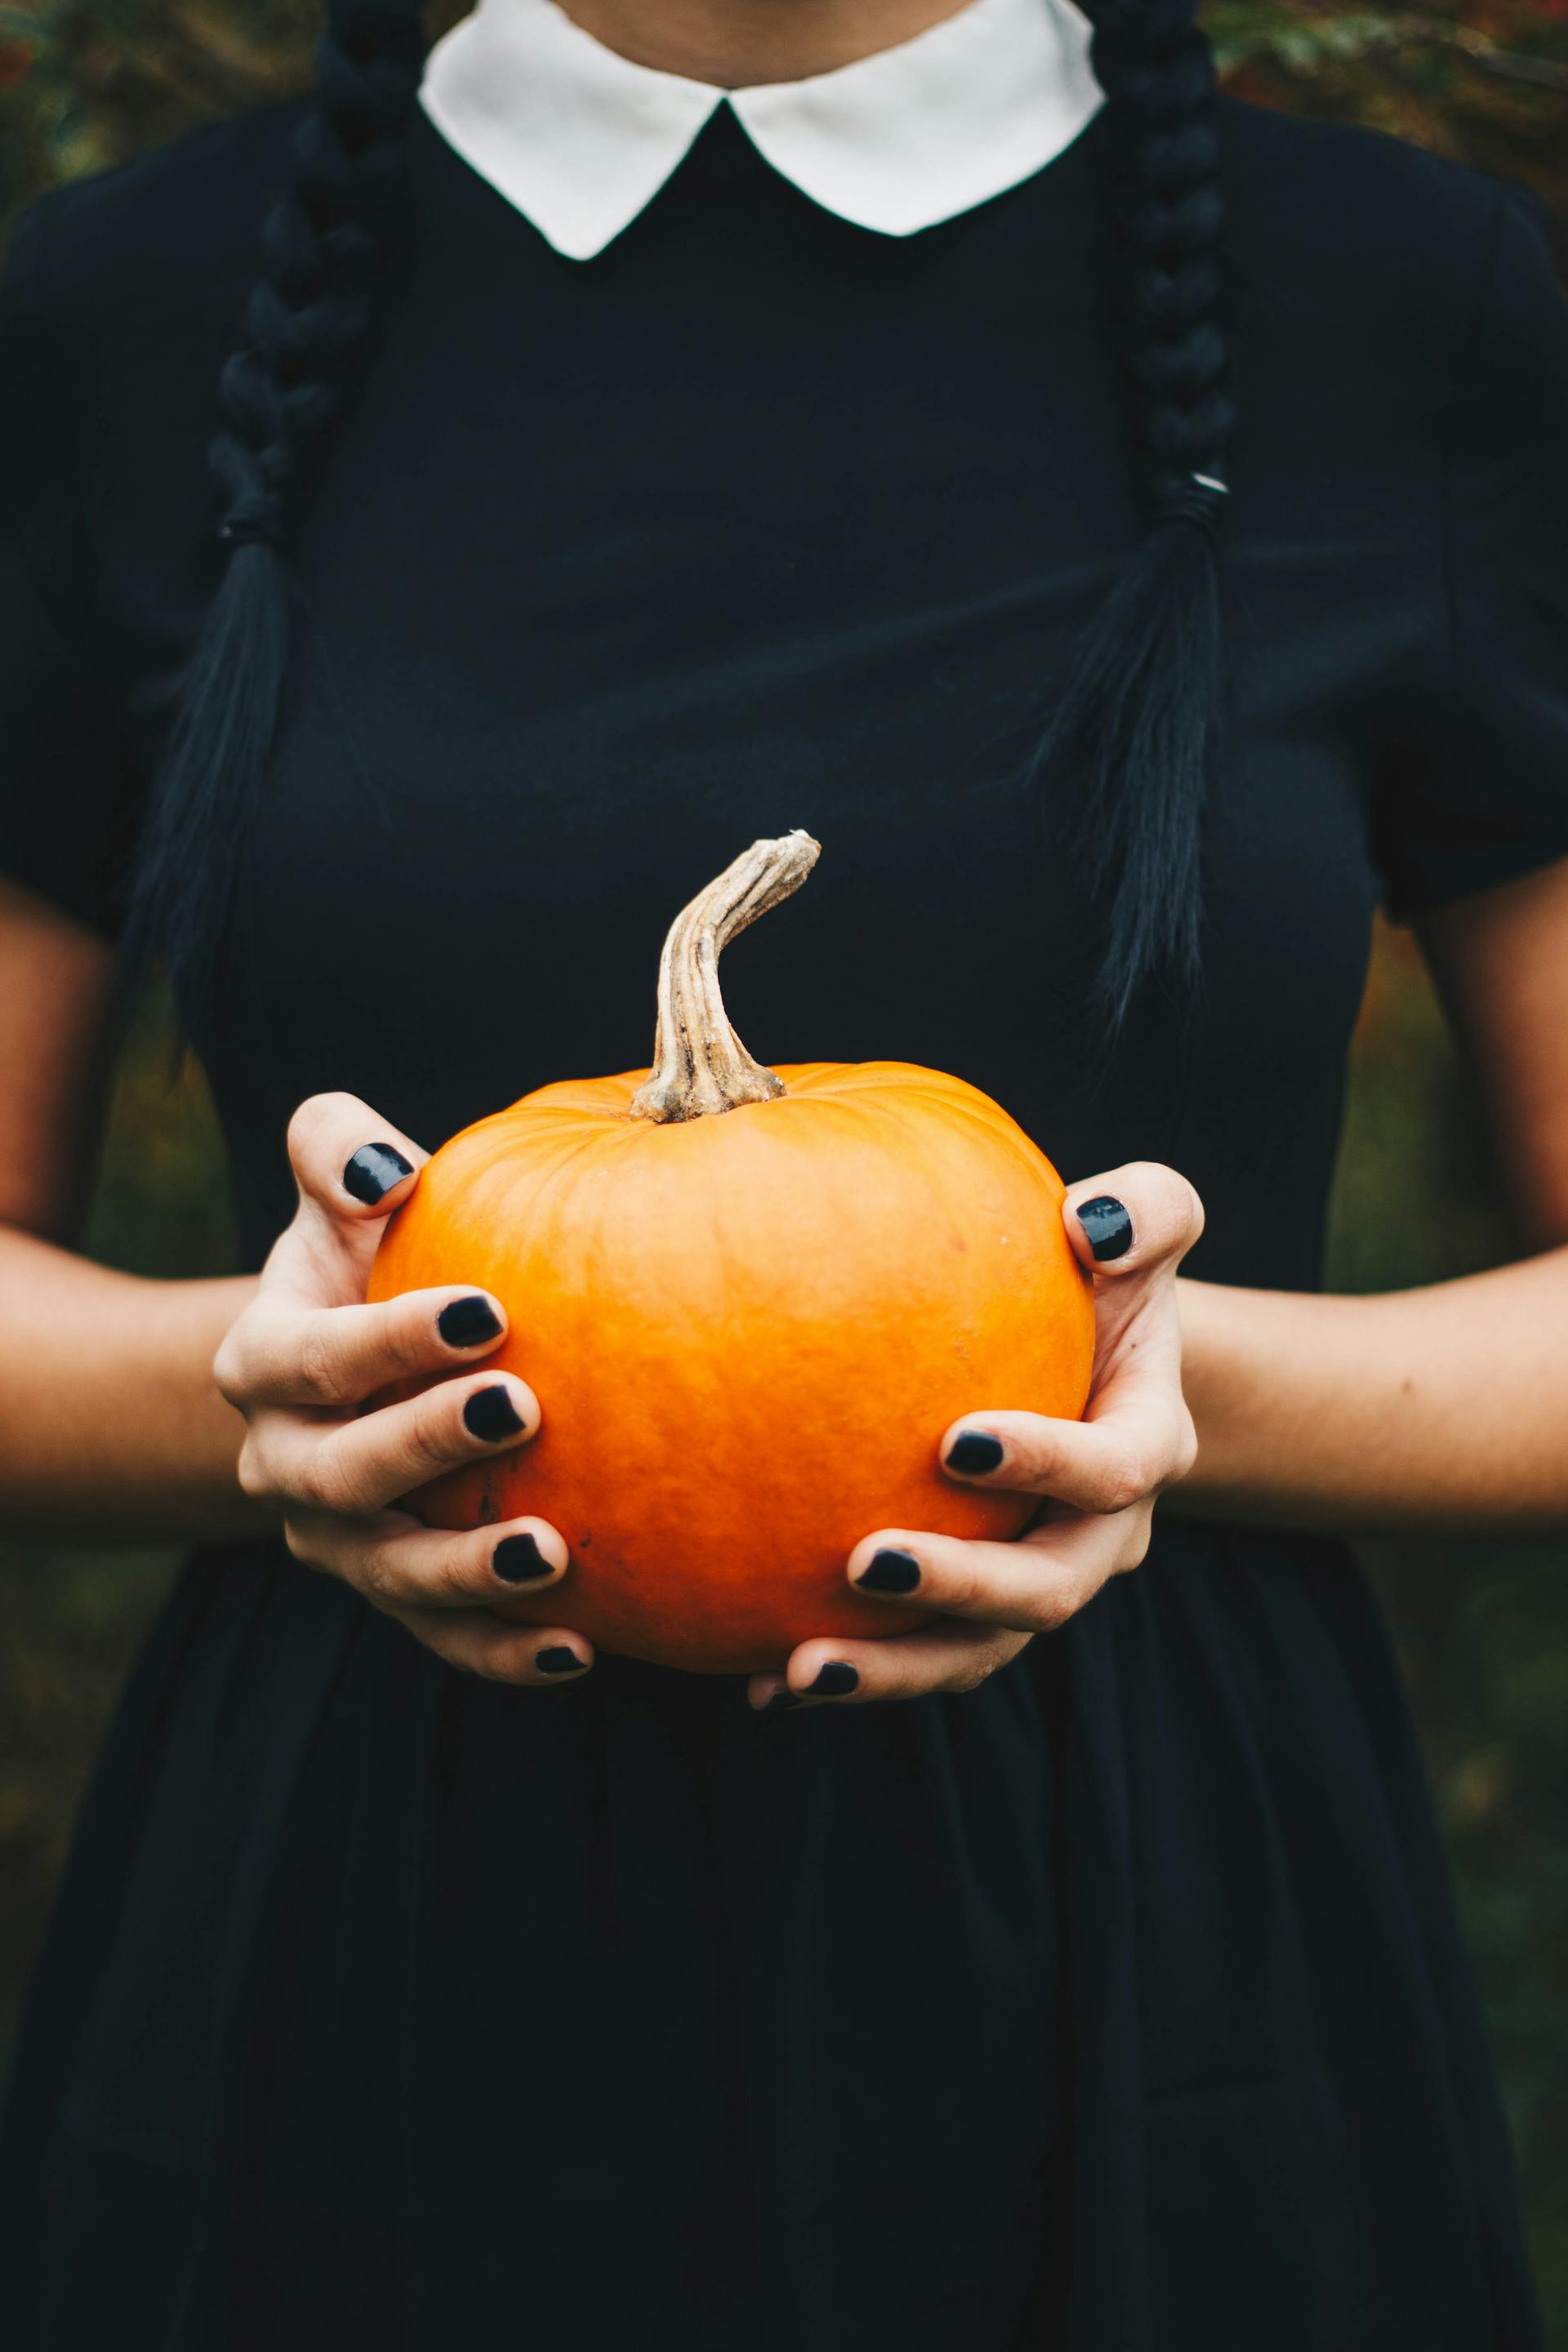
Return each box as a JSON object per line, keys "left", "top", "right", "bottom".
{"left": 0, "top": 1223, "right": 267, "bottom": 1542}
{"left": 1173, "top": 1247, "right": 1568, "bottom": 1534}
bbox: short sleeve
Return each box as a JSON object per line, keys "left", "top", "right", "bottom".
{"left": 1374, "top": 185, "right": 1568, "bottom": 915}
{"left": 0, "top": 196, "right": 144, "bottom": 937}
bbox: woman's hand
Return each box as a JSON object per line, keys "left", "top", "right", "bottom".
{"left": 748, "top": 1162, "right": 1204, "bottom": 1711}
{"left": 214, "top": 1093, "right": 592, "bottom": 1686}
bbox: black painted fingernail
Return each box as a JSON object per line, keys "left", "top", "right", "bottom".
{"left": 764, "top": 1689, "right": 804, "bottom": 1713}
{"left": 439, "top": 1294, "right": 503, "bottom": 1349}
{"left": 808, "top": 1662, "right": 859, "bottom": 1698}
{"left": 463, "top": 1384, "right": 525, "bottom": 1442}
{"left": 343, "top": 1142, "right": 414, "bottom": 1206}
{"left": 856, "top": 1547, "right": 922, "bottom": 1595}
{"left": 946, "top": 1432, "right": 1004, "bottom": 1476}
{"left": 492, "top": 1532, "right": 553, "bottom": 1584}
{"left": 536, "top": 1646, "right": 586, "bottom": 1677}
{"left": 1077, "top": 1196, "right": 1134, "bottom": 1263}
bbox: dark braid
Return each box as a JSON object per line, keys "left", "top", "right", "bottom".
{"left": 1043, "top": 0, "right": 1234, "bottom": 1023}
{"left": 122, "top": 0, "right": 426, "bottom": 1018}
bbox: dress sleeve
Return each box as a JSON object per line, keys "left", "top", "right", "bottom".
{"left": 1373, "top": 185, "right": 1568, "bottom": 916}
{"left": 0, "top": 195, "right": 145, "bottom": 938}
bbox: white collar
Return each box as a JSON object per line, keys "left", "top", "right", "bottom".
{"left": 420, "top": 0, "right": 1102, "bottom": 261}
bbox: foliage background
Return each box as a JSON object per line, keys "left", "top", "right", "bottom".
{"left": 2, "top": 0, "right": 1567, "bottom": 2328}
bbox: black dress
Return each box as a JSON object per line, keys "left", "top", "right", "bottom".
{"left": 1, "top": 87, "right": 1564, "bottom": 2352}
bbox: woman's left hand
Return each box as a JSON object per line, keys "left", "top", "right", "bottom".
{"left": 748, "top": 1162, "right": 1205, "bottom": 1711}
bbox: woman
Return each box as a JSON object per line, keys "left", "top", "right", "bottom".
{"left": 0, "top": 0, "right": 1563, "bottom": 2340}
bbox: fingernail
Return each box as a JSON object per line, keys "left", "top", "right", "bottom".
{"left": 438, "top": 1294, "right": 503, "bottom": 1349}
{"left": 808, "top": 1662, "right": 859, "bottom": 1698}
{"left": 855, "top": 1547, "right": 922, "bottom": 1595}
{"left": 536, "top": 1646, "right": 587, "bottom": 1677}
{"left": 492, "top": 1532, "right": 553, "bottom": 1584}
{"left": 764, "top": 1689, "right": 805, "bottom": 1713}
{"left": 463, "top": 1384, "right": 525, "bottom": 1442}
{"left": 343, "top": 1142, "right": 414, "bottom": 1206}
{"left": 1077, "top": 1195, "right": 1134, "bottom": 1263}
{"left": 946, "top": 1432, "right": 1004, "bottom": 1477}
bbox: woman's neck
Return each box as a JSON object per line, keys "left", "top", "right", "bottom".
{"left": 555, "top": 0, "right": 978, "bottom": 87}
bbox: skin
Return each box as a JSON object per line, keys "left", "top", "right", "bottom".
{"left": 561, "top": 0, "right": 980, "bottom": 85}
{"left": 5, "top": 2, "right": 1568, "bottom": 1704}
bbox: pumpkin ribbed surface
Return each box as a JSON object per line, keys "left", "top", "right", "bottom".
{"left": 368, "top": 1058, "right": 1092, "bottom": 1673}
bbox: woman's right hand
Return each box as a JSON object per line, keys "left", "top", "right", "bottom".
{"left": 214, "top": 1093, "right": 593, "bottom": 1686}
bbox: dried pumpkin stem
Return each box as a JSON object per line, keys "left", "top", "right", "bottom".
{"left": 630, "top": 831, "right": 822, "bottom": 1123}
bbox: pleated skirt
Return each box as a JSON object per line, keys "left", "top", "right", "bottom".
{"left": 0, "top": 1517, "right": 1542, "bottom": 2349}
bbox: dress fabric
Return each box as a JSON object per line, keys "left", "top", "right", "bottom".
{"left": 1, "top": 87, "right": 1566, "bottom": 2351}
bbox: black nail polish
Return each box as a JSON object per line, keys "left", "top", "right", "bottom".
{"left": 343, "top": 1142, "right": 415, "bottom": 1206}
{"left": 492, "top": 1532, "right": 552, "bottom": 1584}
{"left": 439, "top": 1295, "right": 503, "bottom": 1349}
{"left": 946, "top": 1432, "right": 1004, "bottom": 1477}
{"left": 808, "top": 1662, "right": 859, "bottom": 1698}
{"left": 856, "top": 1548, "right": 922, "bottom": 1595}
{"left": 764, "top": 1689, "right": 804, "bottom": 1713}
{"left": 463, "top": 1384, "right": 525, "bottom": 1442}
{"left": 1077, "top": 1195, "right": 1134, "bottom": 1263}
{"left": 536, "top": 1646, "right": 586, "bottom": 1677}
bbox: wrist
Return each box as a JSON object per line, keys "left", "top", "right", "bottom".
{"left": 1164, "top": 1275, "right": 1277, "bottom": 1520}
{"left": 105, "top": 1272, "right": 270, "bottom": 1541}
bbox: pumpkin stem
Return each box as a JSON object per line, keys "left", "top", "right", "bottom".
{"left": 630, "top": 831, "right": 822, "bottom": 1123}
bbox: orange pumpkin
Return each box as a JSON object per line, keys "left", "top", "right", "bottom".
{"left": 368, "top": 833, "right": 1094, "bottom": 1673}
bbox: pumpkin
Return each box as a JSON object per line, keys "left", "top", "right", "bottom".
{"left": 368, "top": 833, "right": 1094, "bottom": 1673}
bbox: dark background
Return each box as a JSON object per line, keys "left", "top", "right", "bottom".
{"left": 2, "top": 0, "right": 1567, "bottom": 2327}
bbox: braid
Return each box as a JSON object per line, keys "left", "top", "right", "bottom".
{"left": 1043, "top": 0, "right": 1234, "bottom": 1024}
{"left": 122, "top": 0, "right": 426, "bottom": 1020}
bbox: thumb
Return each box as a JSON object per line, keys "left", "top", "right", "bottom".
{"left": 286, "top": 1092, "right": 429, "bottom": 1225}
{"left": 1062, "top": 1161, "right": 1205, "bottom": 1283}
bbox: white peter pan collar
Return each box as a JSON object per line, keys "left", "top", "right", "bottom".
{"left": 420, "top": 0, "right": 1102, "bottom": 261}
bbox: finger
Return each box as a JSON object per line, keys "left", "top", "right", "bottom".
{"left": 938, "top": 1405, "right": 1193, "bottom": 1512}
{"left": 844, "top": 1515, "right": 1137, "bottom": 1633}
{"left": 748, "top": 1621, "right": 1030, "bottom": 1711}
{"left": 249, "top": 1369, "right": 540, "bottom": 1517}
{"left": 287, "top": 1507, "right": 568, "bottom": 1612}
{"left": 221, "top": 1284, "right": 510, "bottom": 1410}
{"left": 1061, "top": 1161, "right": 1204, "bottom": 1278}
{"left": 398, "top": 1607, "right": 595, "bottom": 1687}
{"left": 287, "top": 1091, "right": 429, "bottom": 1221}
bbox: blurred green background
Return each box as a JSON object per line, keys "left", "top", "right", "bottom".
{"left": 2, "top": 0, "right": 1567, "bottom": 2328}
